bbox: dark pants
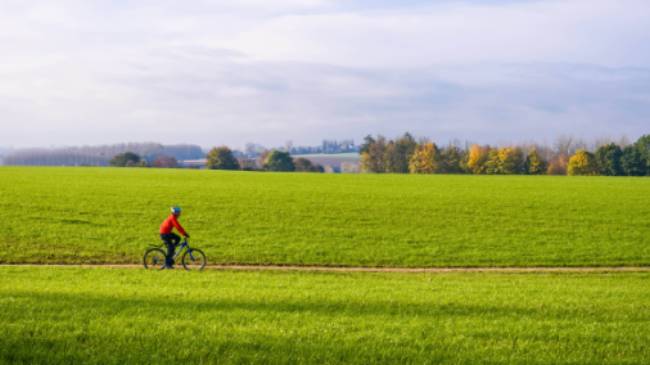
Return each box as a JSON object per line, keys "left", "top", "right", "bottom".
{"left": 160, "top": 233, "right": 181, "bottom": 267}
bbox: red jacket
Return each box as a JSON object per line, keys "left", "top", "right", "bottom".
{"left": 160, "top": 214, "right": 188, "bottom": 236}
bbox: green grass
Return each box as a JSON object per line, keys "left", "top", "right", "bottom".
{"left": 1, "top": 267, "right": 649, "bottom": 364}
{"left": 1, "top": 166, "right": 649, "bottom": 266}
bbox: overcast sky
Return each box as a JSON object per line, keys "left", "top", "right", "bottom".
{"left": 1, "top": 0, "right": 649, "bottom": 148}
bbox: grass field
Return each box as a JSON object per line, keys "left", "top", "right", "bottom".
{"left": 1, "top": 167, "right": 649, "bottom": 266}
{"left": 1, "top": 267, "right": 648, "bottom": 364}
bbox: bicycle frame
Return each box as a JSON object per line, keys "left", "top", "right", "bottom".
{"left": 172, "top": 239, "right": 199, "bottom": 261}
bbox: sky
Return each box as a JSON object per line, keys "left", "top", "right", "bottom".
{"left": 1, "top": 0, "right": 649, "bottom": 149}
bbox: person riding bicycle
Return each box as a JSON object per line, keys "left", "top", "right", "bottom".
{"left": 159, "top": 206, "right": 190, "bottom": 269}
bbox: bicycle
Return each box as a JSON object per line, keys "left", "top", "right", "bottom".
{"left": 143, "top": 238, "right": 207, "bottom": 271}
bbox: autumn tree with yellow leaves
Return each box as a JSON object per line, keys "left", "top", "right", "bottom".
{"left": 408, "top": 142, "right": 440, "bottom": 174}
{"left": 466, "top": 144, "right": 490, "bottom": 174}
{"left": 567, "top": 149, "right": 598, "bottom": 176}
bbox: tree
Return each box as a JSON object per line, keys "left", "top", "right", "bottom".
{"left": 547, "top": 154, "right": 568, "bottom": 175}
{"left": 466, "top": 144, "right": 490, "bottom": 174}
{"left": 594, "top": 143, "right": 623, "bottom": 176}
{"left": 567, "top": 150, "right": 598, "bottom": 176}
{"left": 485, "top": 148, "right": 501, "bottom": 175}
{"left": 621, "top": 145, "right": 646, "bottom": 176}
{"left": 383, "top": 133, "right": 417, "bottom": 173}
{"left": 525, "top": 149, "right": 548, "bottom": 175}
{"left": 110, "top": 152, "right": 141, "bottom": 167}
{"left": 439, "top": 145, "right": 465, "bottom": 173}
{"left": 359, "top": 135, "right": 375, "bottom": 155}
{"left": 264, "top": 150, "right": 295, "bottom": 172}
{"left": 152, "top": 155, "right": 178, "bottom": 168}
{"left": 360, "top": 135, "right": 387, "bottom": 173}
{"left": 294, "top": 158, "right": 324, "bottom": 173}
{"left": 408, "top": 143, "right": 439, "bottom": 174}
{"left": 497, "top": 147, "right": 525, "bottom": 174}
{"left": 634, "top": 134, "right": 650, "bottom": 175}
{"left": 206, "top": 146, "right": 240, "bottom": 170}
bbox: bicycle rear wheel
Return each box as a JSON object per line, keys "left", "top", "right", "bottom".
{"left": 143, "top": 248, "right": 166, "bottom": 270}
{"left": 182, "top": 248, "right": 206, "bottom": 271}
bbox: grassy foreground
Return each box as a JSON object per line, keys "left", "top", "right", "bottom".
{"left": 0, "top": 267, "right": 648, "bottom": 364}
{"left": 1, "top": 167, "right": 650, "bottom": 266}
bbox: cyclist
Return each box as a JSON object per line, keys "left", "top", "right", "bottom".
{"left": 159, "top": 206, "right": 190, "bottom": 269}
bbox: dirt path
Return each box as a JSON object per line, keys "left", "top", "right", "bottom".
{"left": 2, "top": 263, "right": 649, "bottom": 273}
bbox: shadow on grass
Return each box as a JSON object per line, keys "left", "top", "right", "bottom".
{"left": 1, "top": 291, "right": 643, "bottom": 365}
{"left": 3, "top": 289, "right": 632, "bottom": 322}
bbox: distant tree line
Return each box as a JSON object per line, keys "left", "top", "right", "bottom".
{"left": 3, "top": 143, "right": 203, "bottom": 166}
{"left": 109, "top": 152, "right": 179, "bottom": 168}
{"left": 360, "top": 133, "right": 650, "bottom": 176}
{"left": 243, "top": 139, "right": 358, "bottom": 158}
{"left": 206, "top": 146, "right": 324, "bottom": 173}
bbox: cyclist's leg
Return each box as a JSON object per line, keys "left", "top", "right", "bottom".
{"left": 160, "top": 234, "right": 178, "bottom": 268}
{"left": 168, "top": 233, "right": 181, "bottom": 266}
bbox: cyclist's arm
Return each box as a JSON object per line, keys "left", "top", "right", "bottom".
{"left": 172, "top": 216, "right": 189, "bottom": 237}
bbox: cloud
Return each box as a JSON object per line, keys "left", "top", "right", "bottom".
{"left": 0, "top": 0, "right": 649, "bottom": 148}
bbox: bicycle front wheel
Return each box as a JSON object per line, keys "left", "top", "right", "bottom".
{"left": 182, "top": 248, "right": 206, "bottom": 271}
{"left": 143, "top": 248, "right": 166, "bottom": 270}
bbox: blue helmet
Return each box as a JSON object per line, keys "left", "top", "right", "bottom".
{"left": 171, "top": 206, "right": 182, "bottom": 215}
